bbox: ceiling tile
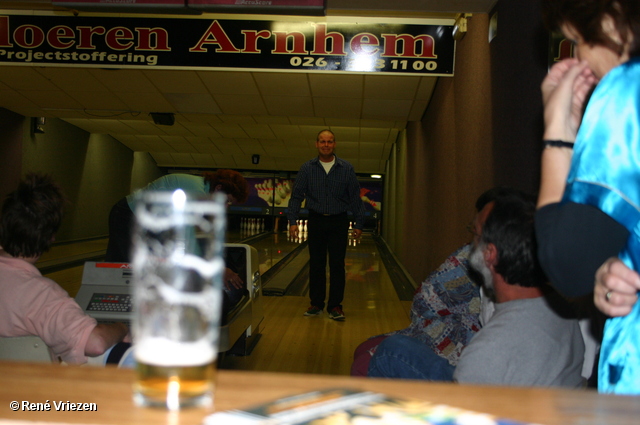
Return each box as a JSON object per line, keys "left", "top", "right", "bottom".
{"left": 191, "top": 153, "right": 218, "bottom": 167}
{"left": 408, "top": 100, "right": 429, "bottom": 121}
{"left": 381, "top": 143, "right": 393, "bottom": 159}
{"left": 387, "top": 129, "right": 400, "bottom": 143}
{"left": 362, "top": 98, "right": 413, "bottom": 120}
{"left": 276, "top": 146, "right": 316, "bottom": 158}
{"left": 327, "top": 126, "right": 360, "bottom": 142}
{"left": 170, "top": 153, "right": 197, "bottom": 165}
{"left": 37, "top": 68, "right": 109, "bottom": 92}
{"left": 20, "top": 90, "right": 84, "bottom": 110}
{"left": 213, "top": 124, "right": 250, "bottom": 138}
{"left": 360, "top": 119, "right": 398, "bottom": 128}
{"left": 358, "top": 158, "right": 382, "bottom": 172}
{"left": 0, "top": 89, "right": 39, "bottom": 109}
{"left": 214, "top": 94, "right": 269, "bottom": 115}
{"left": 125, "top": 119, "right": 171, "bottom": 135}
{"left": 308, "top": 74, "right": 364, "bottom": 98}
{"left": 291, "top": 117, "right": 326, "bottom": 127}
{"left": 337, "top": 141, "right": 359, "bottom": 157}
{"left": 150, "top": 152, "right": 175, "bottom": 164}
{"left": 66, "top": 91, "right": 129, "bottom": 112}
{"left": 253, "top": 115, "right": 291, "bottom": 125}
{"left": 269, "top": 124, "right": 303, "bottom": 140}
{"left": 314, "top": 97, "right": 362, "bottom": 119}
{"left": 163, "top": 93, "right": 222, "bottom": 114}
{"left": 193, "top": 143, "right": 224, "bottom": 155}
{"left": 90, "top": 69, "right": 157, "bottom": 93}
{"left": 212, "top": 139, "right": 244, "bottom": 155}
{"left": 259, "top": 139, "right": 288, "bottom": 151}
{"left": 263, "top": 96, "right": 314, "bottom": 116}
{"left": 416, "top": 77, "right": 438, "bottom": 100}
{"left": 144, "top": 70, "right": 208, "bottom": 93}
{"left": 235, "top": 137, "right": 267, "bottom": 150}
{"left": 63, "top": 118, "right": 108, "bottom": 134}
{"left": 254, "top": 73, "right": 311, "bottom": 96}
{"left": 359, "top": 142, "right": 385, "bottom": 158}
{"left": 115, "top": 91, "right": 175, "bottom": 113}
{"left": 0, "top": 67, "right": 59, "bottom": 90}
{"left": 199, "top": 71, "right": 260, "bottom": 95}
{"left": 185, "top": 123, "right": 223, "bottom": 138}
{"left": 324, "top": 118, "right": 361, "bottom": 128}
{"left": 364, "top": 75, "right": 421, "bottom": 99}
{"left": 218, "top": 115, "right": 258, "bottom": 124}
{"left": 360, "top": 127, "right": 390, "bottom": 143}
{"left": 240, "top": 124, "right": 277, "bottom": 139}
{"left": 180, "top": 113, "right": 224, "bottom": 124}
{"left": 298, "top": 125, "right": 328, "bottom": 141}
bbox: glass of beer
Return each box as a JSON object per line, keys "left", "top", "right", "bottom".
{"left": 131, "top": 189, "right": 226, "bottom": 410}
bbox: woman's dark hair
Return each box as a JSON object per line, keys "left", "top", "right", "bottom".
{"left": 0, "top": 173, "right": 66, "bottom": 258}
{"left": 542, "top": 0, "right": 640, "bottom": 57}
{"left": 478, "top": 188, "right": 547, "bottom": 287}
{"left": 203, "top": 169, "right": 249, "bottom": 204}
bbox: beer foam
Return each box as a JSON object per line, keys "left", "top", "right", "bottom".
{"left": 134, "top": 337, "right": 216, "bottom": 367}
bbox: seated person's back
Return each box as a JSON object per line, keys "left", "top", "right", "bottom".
{"left": 0, "top": 173, "right": 130, "bottom": 364}
{"left": 367, "top": 187, "right": 585, "bottom": 387}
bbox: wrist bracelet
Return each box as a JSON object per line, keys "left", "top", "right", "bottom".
{"left": 543, "top": 139, "right": 574, "bottom": 149}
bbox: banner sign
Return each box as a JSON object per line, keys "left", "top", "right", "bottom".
{"left": 189, "top": 0, "right": 325, "bottom": 15}
{"left": 53, "top": 0, "right": 325, "bottom": 16}
{"left": 0, "top": 13, "right": 455, "bottom": 75}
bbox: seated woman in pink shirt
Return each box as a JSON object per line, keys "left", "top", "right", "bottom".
{"left": 0, "top": 173, "right": 130, "bottom": 365}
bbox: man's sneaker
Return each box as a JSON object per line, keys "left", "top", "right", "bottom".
{"left": 304, "top": 306, "right": 322, "bottom": 316}
{"left": 328, "top": 307, "right": 345, "bottom": 321}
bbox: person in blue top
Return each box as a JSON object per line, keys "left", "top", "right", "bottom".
{"left": 536, "top": 0, "right": 640, "bottom": 394}
{"left": 288, "top": 129, "right": 366, "bottom": 321}
{"left": 105, "top": 170, "right": 249, "bottom": 288}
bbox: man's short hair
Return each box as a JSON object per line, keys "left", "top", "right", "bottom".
{"left": 316, "top": 129, "right": 335, "bottom": 141}
{"left": 478, "top": 187, "right": 546, "bottom": 287}
{"left": 0, "top": 173, "right": 65, "bottom": 258}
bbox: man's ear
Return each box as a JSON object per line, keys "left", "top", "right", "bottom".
{"left": 484, "top": 243, "right": 498, "bottom": 267}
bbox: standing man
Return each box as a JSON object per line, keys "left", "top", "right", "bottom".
{"left": 288, "top": 129, "right": 366, "bottom": 321}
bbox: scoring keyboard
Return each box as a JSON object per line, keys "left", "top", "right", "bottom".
{"left": 86, "top": 293, "right": 132, "bottom": 313}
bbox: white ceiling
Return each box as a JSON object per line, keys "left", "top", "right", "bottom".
{"left": 0, "top": 0, "right": 496, "bottom": 174}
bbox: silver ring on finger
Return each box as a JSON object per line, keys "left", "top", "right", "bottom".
{"left": 605, "top": 291, "right": 613, "bottom": 302}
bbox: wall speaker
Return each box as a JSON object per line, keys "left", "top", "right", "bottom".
{"left": 32, "top": 117, "right": 46, "bottom": 134}
{"left": 150, "top": 112, "right": 175, "bottom": 126}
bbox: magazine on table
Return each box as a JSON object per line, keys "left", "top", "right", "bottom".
{"left": 204, "top": 387, "right": 538, "bottom": 425}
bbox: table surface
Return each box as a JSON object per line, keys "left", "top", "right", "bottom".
{"left": 0, "top": 361, "right": 639, "bottom": 425}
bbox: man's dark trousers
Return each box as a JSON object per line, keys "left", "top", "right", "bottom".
{"left": 307, "top": 211, "right": 350, "bottom": 311}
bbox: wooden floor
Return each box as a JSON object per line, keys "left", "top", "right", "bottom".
{"left": 42, "top": 234, "right": 413, "bottom": 376}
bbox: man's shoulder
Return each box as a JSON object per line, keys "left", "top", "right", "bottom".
{"left": 300, "top": 157, "right": 319, "bottom": 168}
{"left": 334, "top": 156, "right": 354, "bottom": 169}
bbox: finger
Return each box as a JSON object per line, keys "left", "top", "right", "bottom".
{"left": 608, "top": 292, "right": 638, "bottom": 308}
{"left": 596, "top": 301, "right": 633, "bottom": 317}
{"left": 609, "top": 261, "right": 640, "bottom": 291}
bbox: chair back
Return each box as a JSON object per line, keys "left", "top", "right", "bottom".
{"left": 0, "top": 336, "right": 53, "bottom": 363}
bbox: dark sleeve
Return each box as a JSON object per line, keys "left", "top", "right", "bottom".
{"left": 535, "top": 202, "right": 629, "bottom": 298}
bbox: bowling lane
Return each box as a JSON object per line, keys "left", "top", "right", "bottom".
{"left": 226, "top": 225, "right": 307, "bottom": 279}
{"left": 220, "top": 231, "right": 413, "bottom": 376}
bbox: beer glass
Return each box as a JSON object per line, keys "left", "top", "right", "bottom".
{"left": 131, "top": 190, "right": 226, "bottom": 410}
